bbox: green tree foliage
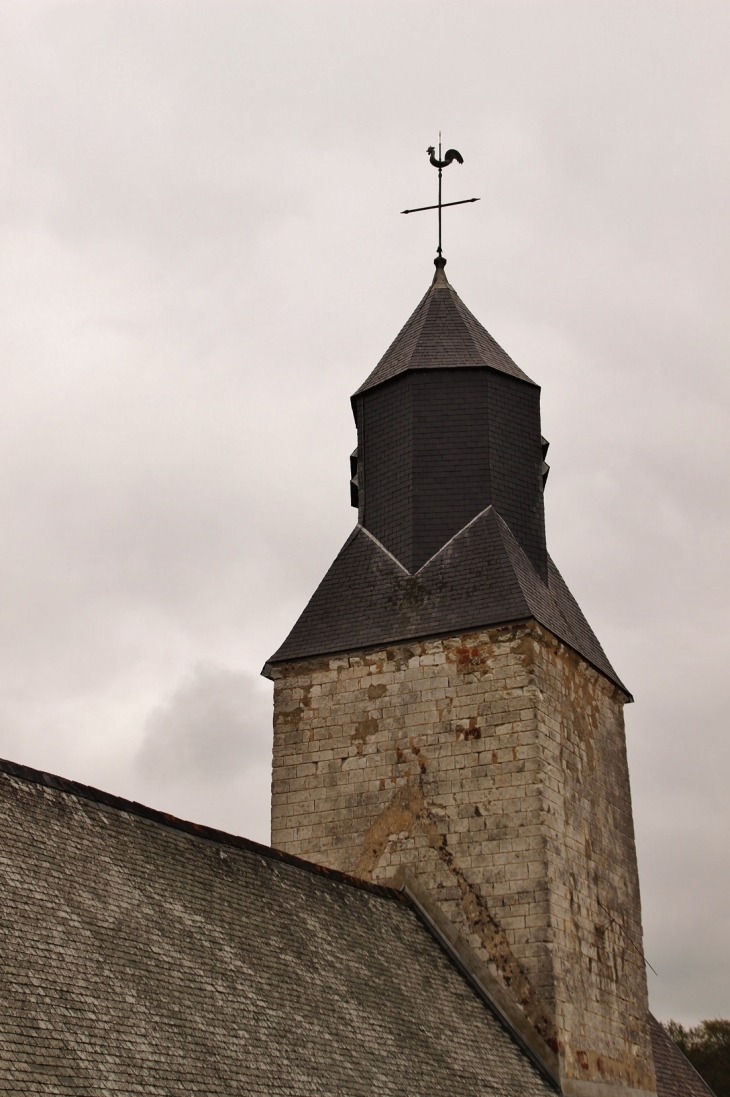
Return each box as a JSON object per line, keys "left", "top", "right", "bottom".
{"left": 664, "top": 1019, "right": 730, "bottom": 1096}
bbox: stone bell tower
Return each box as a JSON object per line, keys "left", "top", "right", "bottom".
{"left": 263, "top": 257, "right": 656, "bottom": 1097}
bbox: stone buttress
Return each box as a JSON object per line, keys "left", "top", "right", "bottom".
{"left": 264, "top": 258, "right": 656, "bottom": 1097}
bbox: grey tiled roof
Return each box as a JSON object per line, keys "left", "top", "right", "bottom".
{"left": 649, "top": 1014, "right": 716, "bottom": 1097}
{"left": 0, "top": 759, "right": 556, "bottom": 1097}
{"left": 268, "top": 507, "right": 629, "bottom": 696}
{"left": 354, "top": 266, "right": 536, "bottom": 396}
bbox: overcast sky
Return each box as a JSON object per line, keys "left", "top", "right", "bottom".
{"left": 1, "top": 0, "right": 728, "bottom": 1027}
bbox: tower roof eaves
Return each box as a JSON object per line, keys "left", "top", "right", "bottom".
{"left": 265, "top": 510, "right": 629, "bottom": 698}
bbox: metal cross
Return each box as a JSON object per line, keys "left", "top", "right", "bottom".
{"left": 401, "top": 135, "right": 480, "bottom": 259}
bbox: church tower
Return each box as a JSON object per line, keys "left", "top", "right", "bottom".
{"left": 264, "top": 256, "right": 656, "bottom": 1097}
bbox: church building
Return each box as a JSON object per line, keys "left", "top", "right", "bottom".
{"left": 0, "top": 245, "right": 712, "bottom": 1095}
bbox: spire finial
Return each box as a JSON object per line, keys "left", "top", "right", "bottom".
{"left": 432, "top": 253, "right": 448, "bottom": 285}
{"left": 401, "top": 137, "right": 480, "bottom": 263}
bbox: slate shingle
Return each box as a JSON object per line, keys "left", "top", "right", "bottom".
{"left": 0, "top": 760, "right": 557, "bottom": 1097}
{"left": 648, "top": 1014, "right": 716, "bottom": 1097}
{"left": 357, "top": 367, "right": 547, "bottom": 577}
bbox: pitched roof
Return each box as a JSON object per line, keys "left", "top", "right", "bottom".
{"left": 649, "top": 1014, "right": 717, "bottom": 1097}
{"left": 0, "top": 758, "right": 557, "bottom": 1097}
{"left": 267, "top": 506, "right": 629, "bottom": 696}
{"left": 354, "top": 263, "right": 536, "bottom": 396}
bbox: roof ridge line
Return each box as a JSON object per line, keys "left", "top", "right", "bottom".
{"left": 354, "top": 284, "right": 434, "bottom": 397}
{"left": 0, "top": 756, "right": 406, "bottom": 903}
{"left": 442, "top": 281, "right": 498, "bottom": 372}
{"left": 358, "top": 524, "right": 411, "bottom": 575}
{"left": 414, "top": 504, "right": 496, "bottom": 575}
{"left": 393, "top": 868, "right": 561, "bottom": 1091}
{"left": 448, "top": 290, "right": 536, "bottom": 386}
{"left": 489, "top": 513, "right": 632, "bottom": 698}
{"left": 393, "top": 292, "right": 430, "bottom": 376}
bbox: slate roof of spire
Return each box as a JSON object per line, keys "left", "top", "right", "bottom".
{"left": 267, "top": 506, "right": 629, "bottom": 697}
{"left": 354, "top": 262, "right": 536, "bottom": 396}
{"left": 0, "top": 758, "right": 557, "bottom": 1097}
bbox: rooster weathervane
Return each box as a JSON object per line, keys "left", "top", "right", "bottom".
{"left": 401, "top": 134, "right": 480, "bottom": 262}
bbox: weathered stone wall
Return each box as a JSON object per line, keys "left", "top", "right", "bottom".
{"left": 269, "top": 622, "right": 655, "bottom": 1094}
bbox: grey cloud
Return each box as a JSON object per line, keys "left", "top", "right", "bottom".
{"left": 0, "top": 0, "right": 727, "bottom": 1024}
{"left": 135, "top": 663, "right": 271, "bottom": 784}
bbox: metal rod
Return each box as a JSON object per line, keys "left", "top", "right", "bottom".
{"left": 437, "top": 133, "right": 442, "bottom": 255}
{"left": 401, "top": 197, "right": 480, "bottom": 215}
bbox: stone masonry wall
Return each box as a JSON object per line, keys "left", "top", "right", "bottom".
{"left": 269, "top": 622, "right": 655, "bottom": 1094}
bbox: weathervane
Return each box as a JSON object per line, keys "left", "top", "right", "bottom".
{"left": 401, "top": 134, "right": 480, "bottom": 262}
